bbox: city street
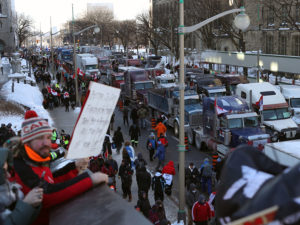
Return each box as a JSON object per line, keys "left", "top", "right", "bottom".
{"left": 48, "top": 99, "right": 210, "bottom": 223}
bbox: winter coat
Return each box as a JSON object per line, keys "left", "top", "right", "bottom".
{"left": 118, "top": 163, "right": 133, "bottom": 185}
{"left": 113, "top": 130, "right": 124, "bottom": 145}
{"left": 186, "top": 184, "right": 200, "bottom": 209}
{"left": 146, "top": 138, "right": 157, "bottom": 151}
{"left": 136, "top": 167, "right": 151, "bottom": 193}
{"left": 137, "top": 107, "right": 148, "bottom": 119}
{"left": 130, "top": 108, "right": 139, "bottom": 122}
{"left": 162, "top": 161, "right": 175, "bottom": 175}
{"left": 154, "top": 142, "right": 165, "bottom": 161}
{"left": 129, "top": 124, "right": 140, "bottom": 140}
{"left": 154, "top": 122, "right": 167, "bottom": 138}
{"left": 134, "top": 153, "right": 147, "bottom": 171}
{"left": 185, "top": 166, "right": 200, "bottom": 186}
{"left": 0, "top": 148, "right": 40, "bottom": 225}
{"left": 125, "top": 145, "right": 135, "bottom": 169}
{"left": 136, "top": 196, "right": 151, "bottom": 218}
{"left": 13, "top": 144, "right": 93, "bottom": 225}
{"left": 192, "top": 201, "right": 211, "bottom": 222}
{"left": 152, "top": 172, "right": 165, "bottom": 195}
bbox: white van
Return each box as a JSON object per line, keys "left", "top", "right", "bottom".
{"left": 236, "top": 82, "right": 298, "bottom": 141}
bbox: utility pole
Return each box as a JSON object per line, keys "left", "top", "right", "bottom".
{"left": 40, "top": 23, "right": 42, "bottom": 50}
{"left": 50, "top": 17, "right": 54, "bottom": 80}
{"left": 72, "top": 4, "right": 79, "bottom": 106}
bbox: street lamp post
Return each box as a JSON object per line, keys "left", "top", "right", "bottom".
{"left": 177, "top": 4, "right": 250, "bottom": 223}
{"left": 72, "top": 4, "right": 100, "bottom": 107}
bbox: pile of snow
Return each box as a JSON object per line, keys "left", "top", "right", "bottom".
{"left": 172, "top": 221, "right": 184, "bottom": 225}
{"left": 1, "top": 79, "right": 54, "bottom": 130}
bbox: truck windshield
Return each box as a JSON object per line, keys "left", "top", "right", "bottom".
{"left": 244, "top": 116, "right": 259, "bottom": 127}
{"left": 115, "top": 76, "right": 124, "bottom": 81}
{"left": 228, "top": 118, "right": 243, "bottom": 129}
{"left": 161, "top": 79, "right": 175, "bottom": 84}
{"left": 85, "top": 65, "right": 97, "bottom": 70}
{"left": 262, "top": 108, "right": 291, "bottom": 121}
{"left": 185, "top": 98, "right": 199, "bottom": 105}
{"left": 208, "top": 92, "right": 225, "bottom": 97}
{"left": 135, "top": 82, "right": 153, "bottom": 90}
{"left": 290, "top": 98, "right": 300, "bottom": 108}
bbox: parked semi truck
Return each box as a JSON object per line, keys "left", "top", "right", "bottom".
{"left": 147, "top": 88, "right": 202, "bottom": 136}
{"left": 236, "top": 82, "right": 298, "bottom": 141}
{"left": 76, "top": 54, "right": 100, "bottom": 80}
{"left": 215, "top": 73, "right": 249, "bottom": 95}
{"left": 263, "top": 140, "right": 300, "bottom": 167}
{"left": 279, "top": 85, "right": 300, "bottom": 131}
{"left": 123, "top": 67, "right": 154, "bottom": 105}
{"left": 189, "top": 96, "right": 269, "bottom": 158}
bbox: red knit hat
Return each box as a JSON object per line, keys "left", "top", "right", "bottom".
{"left": 21, "top": 110, "right": 52, "bottom": 143}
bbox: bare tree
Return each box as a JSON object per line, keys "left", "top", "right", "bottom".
{"left": 15, "top": 13, "right": 34, "bottom": 48}
{"left": 115, "top": 20, "right": 136, "bottom": 54}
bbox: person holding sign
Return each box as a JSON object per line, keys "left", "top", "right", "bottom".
{"left": 12, "top": 110, "right": 108, "bottom": 225}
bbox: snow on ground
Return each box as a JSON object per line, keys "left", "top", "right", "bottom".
{"left": 0, "top": 114, "right": 24, "bottom": 133}
{"left": 1, "top": 79, "right": 54, "bottom": 128}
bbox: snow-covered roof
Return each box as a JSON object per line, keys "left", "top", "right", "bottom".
{"left": 156, "top": 74, "right": 175, "bottom": 80}
{"left": 280, "top": 85, "right": 300, "bottom": 99}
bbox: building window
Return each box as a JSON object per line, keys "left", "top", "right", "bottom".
{"left": 265, "top": 35, "right": 274, "bottom": 54}
{"left": 293, "top": 36, "right": 300, "bottom": 56}
{"left": 0, "top": 4, "right": 2, "bottom": 14}
{"left": 296, "top": 3, "right": 300, "bottom": 22}
{"left": 278, "top": 34, "right": 287, "bottom": 55}
{"left": 281, "top": 5, "right": 288, "bottom": 25}
{"left": 267, "top": 6, "right": 275, "bottom": 25}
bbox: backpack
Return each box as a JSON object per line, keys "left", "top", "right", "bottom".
{"left": 202, "top": 163, "right": 212, "bottom": 178}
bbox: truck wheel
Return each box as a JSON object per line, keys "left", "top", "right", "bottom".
{"left": 187, "top": 129, "right": 194, "bottom": 145}
{"left": 195, "top": 134, "right": 201, "bottom": 150}
{"left": 174, "top": 122, "right": 179, "bottom": 137}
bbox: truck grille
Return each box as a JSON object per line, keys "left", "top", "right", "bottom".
{"left": 190, "top": 114, "right": 202, "bottom": 127}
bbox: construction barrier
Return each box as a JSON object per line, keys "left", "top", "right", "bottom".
{"left": 151, "top": 118, "right": 156, "bottom": 130}
{"left": 185, "top": 136, "right": 189, "bottom": 151}
{"left": 118, "top": 99, "right": 123, "bottom": 111}
{"left": 212, "top": 152, "right": 219, "bottom": 170}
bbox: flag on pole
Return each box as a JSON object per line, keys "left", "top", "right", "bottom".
{"left": 214, "top": 98, "right": 228, "bottom": 115}
{"left": 256, "top": 95, "right": 263, "bottom": 111}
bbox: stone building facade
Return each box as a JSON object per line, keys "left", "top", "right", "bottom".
{"left": 0, "top": 0, "right": 16, "bottom": 53}
{"left": 151, "top": 0, "right": 300, "bottom": 57}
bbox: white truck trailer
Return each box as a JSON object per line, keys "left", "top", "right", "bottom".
{"left": 76, "top": 53, "right": 100, "bottom": 79}
{"left": 263, "top": 140, "right": 300, "bottom": 167}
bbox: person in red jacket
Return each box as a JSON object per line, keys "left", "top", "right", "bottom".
{"left": 12, "top": 110, "right": 108, "bottom": 225}
{"left": 192, "top": 194, "right": 211, "bottom": 225}
{"left": 162, "top": 160, "right": 175, "bottom": 195}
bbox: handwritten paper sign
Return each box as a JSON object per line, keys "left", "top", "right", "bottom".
{"left": 66, "top": 82, "right": 120, "bottom": 159}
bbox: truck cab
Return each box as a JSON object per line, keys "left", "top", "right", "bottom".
{"left": 98, "top": 58, "right": 111, "bottom": 75}
{"left": 155, "top": 74, "right": 177, "bottom": 89}
{"left": 236, "top": 82, "right": 298, "bottom": 141}
{"left": 123, "top": 67, "right": 154, "bottom": 105}
{"left": 192, "top": 96, "right": 269, "bottom": 157}
{"left": 279, "top": 85, "right": 300, "bottom": 131}
{"left": 76, "top": 54, "right": 100, "bottom": 80}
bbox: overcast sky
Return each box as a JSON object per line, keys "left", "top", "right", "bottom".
{"left": 15, "top": 0, "right": 149, "bottom": 32}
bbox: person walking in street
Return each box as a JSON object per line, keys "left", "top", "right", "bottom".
{"left": 152, "top": 170, "right": 165, "bottom": 202}
{"left": 12, "top": 110, "right": 108, "bottom": 225}
{"left": 129, "top": 123, "right": 140, "bottom": 147}
{"left": 136, "top": 166, "right": 151, "bottom": 198}
{"left": 124, "top": 141, "right": 135, "bottom": 169}
{"left": 118, "top": 159, "right": 133, "bottom": 202}
{"left": 135, "top": 191, "right": 151, "bottom": 218}
{"left": 154, "top": 120, "right": 167, "bottom": 138}
{"left": 64, "top": 98, "right": 70, "bottom": 112}
{"left": 186, "top": 183, "right": 200, "bottom": 225}
{"left": 192, "top": 194, "right": 211, "bottom": 225}
{"left": 110, "top": 113, "right": 115, "bottom": 131}
{"left": 154, "top": 140, "right": 166, "bottom": 170}
{"left": 134, "top": 152, "right": 147, "bottom": 172}
{"left": 185, "top": 162, "right": 200, "bottom": 191}
{"left": 146, "top": 132, "right": 157, "bottom": 161}
{"left": 123, "top": 106, "right": 129, "bottom": 126}
{"left": 130, "top": 107, "right": 139, "bottom": 125}
{"left": 137, "top": 103, "right": 149, "bottom": 129}
{"left": 162, "top": 160, "right": 175, "bottom": 195}
{"left": 199, "top": 158, "right": 213, "bottom": 196}
{"left": 148, "top": 200, "right": 168, "bottom": 225}
{"left": 113, "top": 126, "right": 124, "bottom": 154}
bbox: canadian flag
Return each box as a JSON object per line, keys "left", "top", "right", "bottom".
{"left": 51, "top": 89, "right": 58, "bottom": 96}
{"left": 256, "top": 95, "right": 263, "bottom": 111}
{"left": 77, "top": 68, "right": 85, "bottom": 77}
{"left": 214, "top": 98, "right": 228, "bottom": 115}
